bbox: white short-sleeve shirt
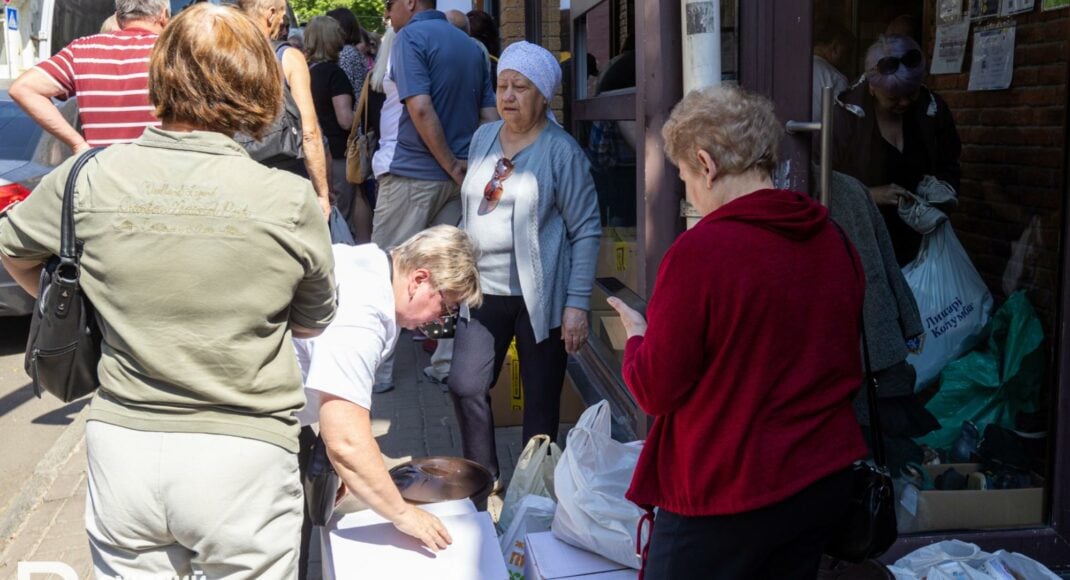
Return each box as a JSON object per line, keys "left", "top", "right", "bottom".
{"left": 295, "top": 244, "right": 398, "bottom": 426}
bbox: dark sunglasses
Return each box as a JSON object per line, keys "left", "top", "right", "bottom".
{"left": 418, "top": 289, "right": 460, "bottom": 339}
{"left": 876, "top": 49, "right": 922, "bottom": 76}
{"left": 478, "top": 157, "right": 515, "bottom": 215}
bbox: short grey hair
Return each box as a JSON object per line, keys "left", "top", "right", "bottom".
{"left": 115, "top": 0, "right": 169, "bottom": 23}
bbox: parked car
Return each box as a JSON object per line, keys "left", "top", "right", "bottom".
{"left": 0, "top": 86, "right": 78, "bottom": 317}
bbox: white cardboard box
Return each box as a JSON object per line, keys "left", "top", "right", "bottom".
{"left": 523, "top": 531, "right": 638, "bottom": 580}
{"left": 322, "top": 499, "right": 507, "bottom": 580}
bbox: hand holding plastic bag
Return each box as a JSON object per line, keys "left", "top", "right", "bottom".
{"left": 551, "top": 401, "right": 644, "bottom": 569}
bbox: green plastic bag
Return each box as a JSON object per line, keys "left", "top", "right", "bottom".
{"left": 917, "top": 291, "right": 1045, "bottom": 451}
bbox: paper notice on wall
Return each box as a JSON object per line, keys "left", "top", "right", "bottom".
{"left": 1042, "top": 0, "right": 1070, "bottom": 9}
{"left": 971, "top": 0, "right": 1001, "bottom": 18}
{"left": 940, "top": 0, "right": 964, "bottom": 22}
{"left": 968, "top": 22, "right": 1016, "bottom": 91}
{"left": 931, "top": 20, "right": 971, "bottom": 74}
{"left": 1001, "top": 0, "right": 1035, "bottom": 14}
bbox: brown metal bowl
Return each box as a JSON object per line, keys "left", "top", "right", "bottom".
{"left": 389, "top": 456, "right": 494, "bottom": 511}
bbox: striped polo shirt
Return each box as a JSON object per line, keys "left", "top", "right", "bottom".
{"left": 35, "top": 28, "right": 160, "bottom": 146}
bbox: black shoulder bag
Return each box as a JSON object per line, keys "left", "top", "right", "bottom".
{"left": 825, "top": 224, "right": 898, "bottom": 563}
{"left": 24, "top": 148, "right": 105, "bottom": 403}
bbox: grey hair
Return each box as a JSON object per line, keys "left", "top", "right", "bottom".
{"left": 115, "top": 0, "right": 169, "bottom": 23}
{"left": 864, "top": 34, "right": 926, "bottom": 97}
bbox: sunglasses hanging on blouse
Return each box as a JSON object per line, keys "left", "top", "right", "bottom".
{"left": 479, "top": 157, "right": 515, "bottom": 215}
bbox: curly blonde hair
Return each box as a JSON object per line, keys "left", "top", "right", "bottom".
{"left": 391, "top": 225, "right": 483, "bottom": 308}
{"left": 662, "top": 85, "right": 782, "bottom": 177}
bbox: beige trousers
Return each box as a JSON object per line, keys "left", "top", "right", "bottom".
{"left": 85, "top": 421, "right": 303, "bottom": 580}
{"left": 370, "top": 174, "right": 461, "bottom": 249}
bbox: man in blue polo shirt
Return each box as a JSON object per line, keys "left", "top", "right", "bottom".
{"left": 372, "top": 0, "right": 496, "bottom": 392}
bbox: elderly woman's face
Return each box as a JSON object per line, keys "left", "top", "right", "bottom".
{"left": 870, "top": 85, "right": 920, "bottom": 116}
{"left": 497, "top": 69, "right": 545, "bottom": 132}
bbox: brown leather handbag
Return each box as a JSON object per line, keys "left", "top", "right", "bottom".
{"left": 345, "top": 76, "right": 375, "bottom": 185}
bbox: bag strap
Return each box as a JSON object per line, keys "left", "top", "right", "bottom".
{"left": 831, "top": 221, "right": 888, "bottom": 469}
{"left": 349, "top": 75, "right": 372, "bottom": 146}
{"left": 61, "top": 148, "right": 105, "bottom": 261}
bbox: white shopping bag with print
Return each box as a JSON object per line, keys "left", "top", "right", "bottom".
{"left": 903, "top": 221, "right": 993, "bottom": 391}
{"left": 499, "top": 434, "right": 561, "bottom": 533}
{"left": 551, "top": 400, "right": 644, "bottom": 569}
{"left": 500, "top": 494, "right": 556, "bottom": 579}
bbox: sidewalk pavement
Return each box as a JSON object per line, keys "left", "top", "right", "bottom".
{"left": 0, "top": 333, "right": 532, "bottom": 579}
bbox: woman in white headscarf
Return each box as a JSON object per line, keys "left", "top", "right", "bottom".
{"left": 448, "top": 41, "right": 601, "bottom": 483}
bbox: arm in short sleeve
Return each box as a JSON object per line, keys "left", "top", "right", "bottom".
{"left": 0, "top": 155, "right": 74, "bottom": 262}
{"left": 391, "top": 30, "right": 431, "bottom": 101}
{"left": 303, "top": 311, "right": 388, "bottom": 412}
{"left": 288, "top": 183, "right": 337, "bottom": 329}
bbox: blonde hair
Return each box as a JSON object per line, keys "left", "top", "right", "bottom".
{"left": 149, "top": 3, "right": 281, "bottom": 138}
{"left": 662, "top": 84, "right": 782, "bottom": 177}
{"left": 391, "top": 225, "right": 483, "bottom": 309}
{"left": 370, "top": 26, "right": 396, "bottom": 92}
{"left": 304, "top": 15, "right": 345, "bottom": 63}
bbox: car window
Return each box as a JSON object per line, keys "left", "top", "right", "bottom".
{"left": 0, "top": 102, "right": 43, "bottom": 161}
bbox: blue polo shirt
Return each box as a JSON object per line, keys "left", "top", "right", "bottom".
{"left": 390, "top": 10, "right": 496, "bottom": 181}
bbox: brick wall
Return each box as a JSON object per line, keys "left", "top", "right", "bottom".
{"left": 498, "top": 0, "right": 564, "bottom": 113}
{"left": 924, "top": 9, "right": 1067, "bottom": 335}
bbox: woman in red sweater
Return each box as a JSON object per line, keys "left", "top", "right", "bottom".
{"left": 608, "top": 85, "right": 868, "bottom": 579}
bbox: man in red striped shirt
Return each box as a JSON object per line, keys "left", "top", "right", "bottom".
{"left": 9, "top": 0, "right": 169, "bottom": 153}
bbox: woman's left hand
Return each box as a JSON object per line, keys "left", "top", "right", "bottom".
{"left": 561, "top": 307, "right": 589, "bottom": 354}
{"left": 607, "top": 297, "right": 647, "bottom": 338}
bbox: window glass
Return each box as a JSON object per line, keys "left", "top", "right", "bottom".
{"left": 818, "top": 0, "right": 1062, "bottom": 534}
{"left": 0, "top": 102, "right": 43, "bottom": 161}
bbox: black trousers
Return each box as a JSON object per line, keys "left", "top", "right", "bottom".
{"left": 296, "top": 425, "right": 317, "bottom": 580}
{"left": 644, "top": 468, "right": 854, "bottom": 580}
{"left": 447, "top": 295, "right": 568, "bottom": 479}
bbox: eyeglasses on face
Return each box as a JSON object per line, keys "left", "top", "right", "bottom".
{"left": 876, "top": 49, "right": 922, "bottom": 76}
{"left": 479, "top": 156, "right": 515, "bottom": 215}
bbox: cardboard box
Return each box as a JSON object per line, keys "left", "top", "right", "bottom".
{"left": 322, "top": 499, "right": 507, "bottom": 580}
{"left": 599, "top": 315, "right": 628, "bottom": 363}
{"left": 490, "top": 339, "right": 586, "bottom": 427}
{"left": 596, "top": 229, "right": 639, "bottom": 292}
{"left": 523, "top": 531, "right": 638, "bottom": 580}
{"left": 899, "top": 463, "right": 1044, "bottom": 533}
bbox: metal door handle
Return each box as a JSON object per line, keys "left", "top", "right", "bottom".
{"left": 786, "top": 86, "right": 833, "bottom": 206}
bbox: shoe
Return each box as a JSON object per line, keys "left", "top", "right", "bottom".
{"left": 372, "top": 381, "right": 395, "bottom": 394}
{"left": 422, "top": 366, "right": 446, "bottom": 384}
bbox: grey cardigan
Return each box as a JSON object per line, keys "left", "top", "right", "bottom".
{"left": 461, "top": 120, "right": 601, "bottom": 342}
{"left": 829, "top": 171, "right": 924, "bottom": 375}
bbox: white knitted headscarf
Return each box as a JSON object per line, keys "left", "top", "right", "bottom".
{"left": 498, "top": 41, "right": 560, "bottom": 122}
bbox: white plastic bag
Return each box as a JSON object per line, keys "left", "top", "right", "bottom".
{"left": 551, "top": 400, "right": 644, "bottom": 569}
{"left": 903, "top": 221, "right": 993, "bottom": 391}
{"left": 499, "top": 434, "right": 561, "bottom": 532}
{"left": 890, "top": 540, "right": 1060, "bottom": 580}
{"left": 500, "top": 495, "right": 556, "bottom": 579}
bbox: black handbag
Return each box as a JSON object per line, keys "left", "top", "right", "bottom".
{"left": 302, "top": 434, "right": 340, "bottom": 526}
{"left": 826, "top": 224, "right": 898, "bottom": 563}
{"left": 24, "top": 148, "right": 105, "bottom": 403}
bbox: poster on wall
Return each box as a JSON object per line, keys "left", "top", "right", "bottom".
{"left": 940, "top": 0, "right": 964, "bottom": 22}
{"left": 1001, "top": 0, "right": 1035, "bottom": 14}
{"left": 968, "top": 21, "right": 1016, "bottom": 91}
{"left": 971, "top": 0, "right": 1001, "bottom": 18}
{"left": 1042, "top": 0, "right": 1070, "bottom": 9}
{"left": 932, "top": 19, "right": 971, "bottom": 74}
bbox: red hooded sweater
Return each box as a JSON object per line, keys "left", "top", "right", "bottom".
{"left": 623, "top": 189, "right": 868, "bottom": 516}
